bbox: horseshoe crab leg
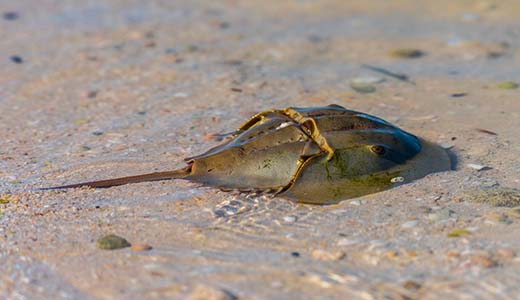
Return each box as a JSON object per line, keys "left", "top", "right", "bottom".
{"left": 235, "top": 107, "right": 338, "bottom": 160}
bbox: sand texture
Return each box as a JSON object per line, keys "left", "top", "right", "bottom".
{"left": 1, "top": 1, "right": 520, "bottom": 299}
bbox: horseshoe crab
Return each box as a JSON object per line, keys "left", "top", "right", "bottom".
{"left": 45, "top": 105, "right": 451, "bottom": 204}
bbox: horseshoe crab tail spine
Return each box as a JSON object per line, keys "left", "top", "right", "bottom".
{"left": 41, "top": 166, "right": 191, "bottom": 190}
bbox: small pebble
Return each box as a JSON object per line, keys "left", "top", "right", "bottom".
{"left": 311, "top": 249, "right": 346, "bottom": 261}
{"left": 283, "top": 216, "right": 297, "bottom": 223}
{"left": 3, "top": 11, "right": 19, "bottom": 20}
{"left": 401, "top": 220, "right": 418, "bottom": 229}
{"left": 131, "top": 244, "right": 153, "bottom": 251}
{"left": 389, "top": 48, "right": 424, "bottom": 58}
{"left": 218, "top": 21, "right": 230, "bottom": 29}
{"left": 186, "top": 284, "right": 237, "bottom": 300}
{"left": 497, "top": 81, "right": 519, "bottom": 90}
{"left": 469, "top": 254, "right": 497, "bottom": 268}
{"left": 87, "top": 90, "right": 98, "bottom": 98}
{"left": 451, "top": 93, "right": 467, "bottom": 98}
{"left": 466, "top": 163, "right": 489, "bottom": 171}
{"left": 402, "top": 280, "right": 422, "bottom": 290}
{"left": 447, "top": 228, "right": 472, "bottom": 238}
{"left": 92, "top": 131, "right": 104, "bottom": 136}
{"left": 350, "top": 82, "right": 376, "bottom": 94}
{"left": 10, "top": 55, "right": 23, "bottom": 64}
{"left": 97, "top": 234, "right": 131, "bottom": 250}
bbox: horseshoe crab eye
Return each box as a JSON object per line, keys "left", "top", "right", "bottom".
{"left": 370, "top": 145, "right": 386, "bottom": 155}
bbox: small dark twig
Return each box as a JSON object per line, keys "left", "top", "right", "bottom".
{"left": 475, "top": 128, "right": 498, "bottom": 136}
{"left": 362, "top": 64, "right": 414, "bottom": 84}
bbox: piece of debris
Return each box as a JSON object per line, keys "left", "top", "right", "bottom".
{"left": 451, "top": 93, "right": 467, "bottom": 98}
{"left": 362, "top": 64, "right": 411, "bottom": 83}
{"left": 465, "top": 163, "right": 489, "bottom": 171}
{"left": 475, "top": 128, "right": 497, "bottom": 136}
{"left": 389, "top": 48, "right": 425, "bottom": 58}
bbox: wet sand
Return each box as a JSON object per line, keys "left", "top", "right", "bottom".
{"left": 1, "top": 1, "right": 520, "bottom": 299}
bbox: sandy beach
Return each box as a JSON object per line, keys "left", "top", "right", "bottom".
{"left": 1, "top": 1, "right": 520, "bottom": 299}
